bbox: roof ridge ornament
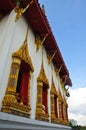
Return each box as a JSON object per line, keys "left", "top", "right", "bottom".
{"left": 15, "top": 0, "right": 34, "bottom": 22}
{"left": 41, "top": 5, "right": 45, "bottom": 15}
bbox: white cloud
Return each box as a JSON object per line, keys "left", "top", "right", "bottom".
{"left": 67, "top": 87, "right": 86, "bottom": 126}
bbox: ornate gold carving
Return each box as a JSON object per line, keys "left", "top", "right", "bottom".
{"left": 60, "top": 78, "right": 64, "bottom": 88}
{"left": 57, "top": 89, "right": 64, "bottom": 124}
{"left": 36, "top": 112, "right": 49, "bottom": 122}
{"left": 36, "top": 80, "right": 49, "bottom": 121}
{"left": 36, "top": 59, "right": 49, "bottom": 121}
{"left": 6, "top": 60, "right": 21, "bottom": 93}
{"left": 37, "top": 63, "right": 49, "bottom": 86}
{"left": 35, "top": 35, "right": 41, "bottom": 52}
{"left": 50, "top": 78, "right": 59, "bottom": 123}
{"left": 1, "top": 58, "right": 31, "bottom": 117}
{"left": 2, "top": 99, "right": 31, "bottom": 118}
{"left": 58, "top": 102, "right": 63, "bottom": 124}
{"left": 62, "top": 99, "right": 69, "bottom": 125}
{"left": 57, "top": 90, "right": 69, "bottom": 125}
{"left": 15, "top": 0, "right": 34, "bottom": 22}
{"left": 35, "top": 34, "right": 48, "bottom": 52}
{"left": 12, "top": 29, "right": 34, "bottom": 72}
{"left": 51, "top": 78, "right": 57, "bottom": 95}
{"left": 47, "top": 50, "right": 57, "bottom": 64}
{"left": 54, "top": 67, "right": 59, "bottom": 76}
{"left": 1, "top": 28, "right": 33, "bottom": 118}
{"left": 54, "top": 64, "right": 63, "bottom": 76}
{"left": 58, "top": 89, "right": 63, "bottom": 102}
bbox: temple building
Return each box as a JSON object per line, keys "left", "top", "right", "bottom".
{"left": 0, "top": 0, "right": 72, "bottom": 130}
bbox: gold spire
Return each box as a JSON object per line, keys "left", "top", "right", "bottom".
{"left": 37, "top": 47, "right": 49, "bottom": 85}
{"left": 51, "top": 76, "right": 57, "bottom": 95}
{"left": 24, "top": 27, "right": 29, "bottom": 44}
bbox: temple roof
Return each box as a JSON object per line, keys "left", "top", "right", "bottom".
{"left": 0, "top": 0, "right": 72, "bottom": 86}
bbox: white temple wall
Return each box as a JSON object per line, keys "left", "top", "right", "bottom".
{"left": 0, "top": 10, "right": 33, "bottom": 110}
{"left": 0, "top": 9, "right": 66, "bottom": 119}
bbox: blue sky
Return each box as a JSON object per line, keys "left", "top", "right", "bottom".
{"left": 39, "top": 0, "right": 86, "bottom": 126}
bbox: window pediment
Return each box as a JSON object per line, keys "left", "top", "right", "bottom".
{"left": 37, "top": 64, "right": 49, "bottom": 86}
{"left": 12, "top": 40, "right": 34, "bottom": 72}
{"left": 51, "top": 78, "right": 58, "bottom": 96}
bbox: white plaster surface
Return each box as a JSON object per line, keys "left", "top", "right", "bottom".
{"left": 0, "top": 112, "right": 72, "bottom": 130}
{"left": 0, "top": 9, "right": 68, "bottom": 122}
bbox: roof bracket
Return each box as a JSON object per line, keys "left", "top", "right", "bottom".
{"left": 47, "top": 50, "right": 57, "bottom": 64}
{"left": 35, "top": 33, "right": 48, "bottom": 52}
{"left": 15, "top": 0, "right": 34, "bottom": 22}
{"left": 54, "top": 64, "right": 63, "bottom": 76}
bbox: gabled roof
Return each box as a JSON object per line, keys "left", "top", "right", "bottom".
{"left": 0, "top": 0, "right": 72, "bottom": 86}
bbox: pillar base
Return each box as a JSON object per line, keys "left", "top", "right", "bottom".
{"left": 36, "top": 111, "right": 49, "bottom": 122}
{"left": 1, "top": 101, "right": 31, "bottom": 118}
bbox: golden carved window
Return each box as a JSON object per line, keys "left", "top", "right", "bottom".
{"left": 50, "top": 78, "right": 58, "bottom": 123}
{"left": 1, "top": 29, "right": 34, "bottom": 118}
{"left": 36, "top": 62, "right": 49, "bottom": 122}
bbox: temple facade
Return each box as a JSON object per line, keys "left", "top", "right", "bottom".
{"left": 0, "top": 0, "right": 72, "bottom": 130}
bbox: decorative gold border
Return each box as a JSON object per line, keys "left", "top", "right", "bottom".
{"left": 1, "top": 28, "right": 34, "bottom": 118}
{"left": 36, "top": 58, "right": 49, "bottom": 122}
{"left": 50, "top": 78, "right": 59, "bottom": 123}
{"left": 12, "top": 33, "right": 34, "bottom": 72}
{"left": 60, "top": 78, "right": 64, "bottom": 88}
{"left": 15, "top": 0, "right": 34, "bottom": 22}
{"left": 35, "top": 34, "right": 48, "bottom": 52}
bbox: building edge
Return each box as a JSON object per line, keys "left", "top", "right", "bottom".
{"left": 0, "top": 112, "right": 72, "bottom": 130}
